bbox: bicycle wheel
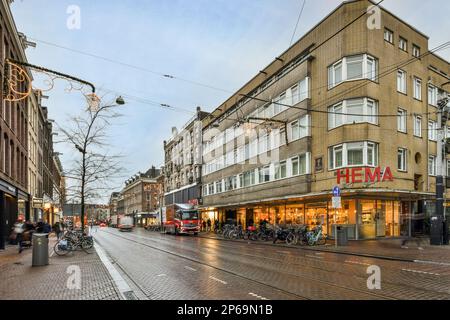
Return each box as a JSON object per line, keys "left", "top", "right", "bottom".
{"left": 317, "top": 235, "right": 327, "bottom": 245}
{"left": 54, "top": 240, "right": 70, "bottom": 256}
{"left": 82, "top": 239, "right": 95, "bottom": 253}
{"left": 285, "top": 233, "right": 296, "bottom": 245}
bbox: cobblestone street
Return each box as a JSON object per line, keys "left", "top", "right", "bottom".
{"left": 92, "top": 227, "right": 450, "bottom": 300}
{"left": 0, "top": 238, "right": 121, "bottom": 300}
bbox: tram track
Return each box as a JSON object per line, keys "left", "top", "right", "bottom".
{"left": 99, "top": 229, "right": 397, "bottom": 300}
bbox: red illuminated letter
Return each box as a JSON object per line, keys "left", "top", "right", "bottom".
{"left": 365, "top": 167, "right": 381, "bottom": 182}
{"left": 382, "top": 167, "right": 394, "bottom": 181}
{"left": 352, "top": 168, "right": 363, "bottom": 183}
{"left": 337, "top": 168, "right": 350, "bottom": 184}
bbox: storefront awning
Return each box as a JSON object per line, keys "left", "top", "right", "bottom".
{"left": 199, "top": 189, "right": 435, "bottom": 210}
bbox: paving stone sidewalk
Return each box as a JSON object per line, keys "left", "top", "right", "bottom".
{"left": 0, "top": 238, "right": 121, "bottom": 300}
{"left": 198, "top": 232, "right": 450, "bottom": 264}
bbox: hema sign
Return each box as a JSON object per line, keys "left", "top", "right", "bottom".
{"left": 336, "top": 167, "right": 393, "bottom": 184}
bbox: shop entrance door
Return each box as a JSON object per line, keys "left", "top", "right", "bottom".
{"left": 305, "top": 203, "right": 328, "bottom": 236}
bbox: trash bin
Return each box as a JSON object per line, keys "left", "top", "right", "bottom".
{"left": 32, "top": 233, "right": 49, "bottom": 267}
{"left": 336, "top": 226, "right": 348, "bottom": 246}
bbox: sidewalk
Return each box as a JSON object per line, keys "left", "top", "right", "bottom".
{"left": 198, "top": 232, "right": 450, "bottom": 264}
{"left": 0, "top": 237, "right": 121, "bottom": 300}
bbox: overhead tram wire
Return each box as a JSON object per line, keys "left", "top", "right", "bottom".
{"left": 28, "top": 37, "right": 233, "bottom": 94}
{"left": 289, "top": 0, "right": 307, "bottom": 46}
{"left": 221, "top": 41, "right": 450, "bottom": 122}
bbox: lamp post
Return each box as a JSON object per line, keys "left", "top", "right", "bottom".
{"left": 75, "top": 96, "right": 125, "bottom": 233}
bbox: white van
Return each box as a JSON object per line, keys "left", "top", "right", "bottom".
{"left": 119, "top": 217, "right": 134, "bottom": 232}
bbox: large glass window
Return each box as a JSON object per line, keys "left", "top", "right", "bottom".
{"left": 328, "top": 98, "right": 377, "bottom": 129}
{"left": 328, "top": 54, "right": 378, "bottom": 89}
{"left": 290, "top": 115, "right": 310, "bottom": 140}
{"left": 329, "top": 141, "right": 378, "bottom": 169}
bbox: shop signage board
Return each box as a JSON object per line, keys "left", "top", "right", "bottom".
{"left": 332, "top": 196, "right": 341, "bottom": 209}
{"left": 336, "top": 166, "right": 393, "bottom": 184}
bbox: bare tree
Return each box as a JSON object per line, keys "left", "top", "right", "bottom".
{"left": 57, "top": 96, "right": 125, "bottom": 232}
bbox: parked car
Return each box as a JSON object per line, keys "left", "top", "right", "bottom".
{"left": 99, "top": 223, "right": 107, "bottom": 227}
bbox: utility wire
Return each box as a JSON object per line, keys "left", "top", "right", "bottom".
{"left": 225, "top": 42, "right": 450, "bottom": 121}
{"left": 289, "top": 0, "right": 307, "bottom": 46}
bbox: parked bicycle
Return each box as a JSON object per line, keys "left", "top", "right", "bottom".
{"left": 54, "top": 230, "right": 94, "bottom": 256}
{"left": 285, "top": 225, "right": 308, "bottom": 245}
{"left": 256, "top": 224, "right": 275, "bottom": 241}
{"left": 305, "top": 224, "right": 327, "bottom": 246}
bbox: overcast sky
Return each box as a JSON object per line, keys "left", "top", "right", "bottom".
{"left": 10, "top": 0, "right": 450, "bottom": 202}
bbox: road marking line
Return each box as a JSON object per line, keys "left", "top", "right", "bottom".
{"left": 157, "top": 274, "right": 167, "bottom": 277}
{"left": 184, "top": 266, "right": 197, "bottom": 272}
{"left": 305, "top": 254, "right": 323, "bottom": 259}
{"left": 414, "top": 260, "right": 450, "bottom": 267}
{"left": 249, "top": 292, "right": 269, "bottom": 300}
{"left": 401, "top": 268, "right": 441, "bottom": 276}
{"left": 209, "top": 276, "right": 227, "bottom": 285}
{"left": 344, "top": 260, "right": 371, "bottom": 266}
{"left": 94, "top": 240, "right": 133, "bottom": 300}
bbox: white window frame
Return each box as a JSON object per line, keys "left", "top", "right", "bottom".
{"left": 399, "top": 37, "right": 408, "bottom": 51}
{"left": 384, "top": 28, "right": 393, "bottom": 43}
{"left": 397, "top": 70, "right": 407, "bottom": 94}
{"left": 428, "top": 155, "right": 436, "bottom": 176}
{"left": 428, "top": 120, "right": 437, "bottom": 141}
{"left": 412, "top": 45, "right": 420, "bottom": 58}
{"left": 398, "top": 148, "right": 407, "bottom": 172}
{"left": 428, "top": 85, "right": 438, "bottom": 107}
{"left": 414, "top": 115, "right": 422, "bottom": 137}
{"left": 397, "top": 108, "right": 407, "bottom": 133}
{"left": 413, "top": 77, "right": 422, "bottom": 100}
{"left": 328, "top": 141, "right": 378, "bottom": 170}
{"left": 289, "top": 114, "right": 310, "bottom": 141}
{"left": 328, "top": 54, "right": 378, "bottom": 89}
{"left": 328, "top": 98, "right": 378, "bottom": 129}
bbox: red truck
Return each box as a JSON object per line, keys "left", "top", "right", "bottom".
{"left": 164, "top": 203, "right": 200, "bottom": 236}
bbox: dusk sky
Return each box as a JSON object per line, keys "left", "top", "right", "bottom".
{"left": 10, "top": 0, "right": 450, "bottom": 200}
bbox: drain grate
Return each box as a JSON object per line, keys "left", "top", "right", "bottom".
{"left": 122, "top": 291, "right": 137, "bottom": 300}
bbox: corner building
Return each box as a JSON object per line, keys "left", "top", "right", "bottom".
{"left": 200, "top": 0, "right": 450, "bottom": 240}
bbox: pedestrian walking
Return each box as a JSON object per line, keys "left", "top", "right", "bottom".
{"left": 202, "top": 220, "right": 206, "bottom": 232}
{"left": 53, "top": 222, "right": 62, "bottom": 240}
{"left": 207, "top": 219, "right": 212, "bottom": 232}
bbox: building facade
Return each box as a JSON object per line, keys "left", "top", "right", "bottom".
{"left": 121, "top": 166, "right": 164, "bottom": 226}
{"left": 0, "top": 0, "right": 31, "bottom": 248}
{"left": 200, "top": 0, "right": 450, "bottom": 240}
{"left": 163, "top": 107, "right": 209, "bottom": 209}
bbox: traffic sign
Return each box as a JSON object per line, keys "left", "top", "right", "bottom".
{"left": 332, "top": 196, "right": 341, "bottom": 209}
{"left": 332, "top": 186, "right": 341, "bottom": 197}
